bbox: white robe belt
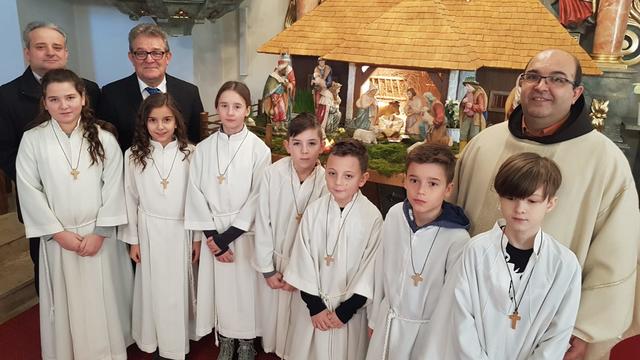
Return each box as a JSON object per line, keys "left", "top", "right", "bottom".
{"left": 381, "top": 308, "right": 429, "bottom": 360}
{"left": 138, "top": 206, "right": 184, "bottom": 221}
{"left": 41, "top": 239, "right": 55, "bottom": 321}
{"left": 44, "top": 218, "right": 99, "bottom": 321}
{"left": 62, "top": 218, "right": 97, "bottom": 230}
{"left": 212, "top": 210, "right": 241, "bottom": 218}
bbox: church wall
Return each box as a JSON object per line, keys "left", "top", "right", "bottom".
{"left": 0, "top": 0, "right": 24, "bottom": 84}
{"left": 16, "top": 0, "right": 82, "bottom": 73}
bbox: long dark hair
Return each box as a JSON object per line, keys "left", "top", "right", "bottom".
{"left": 32, "top": 69, "right": 110, "bottom": 166}
{"left": 130, "top": 93, "right": 192, "bottom": 170}
{"left": 215, "top": 80, "right": 251, "bottom": 108}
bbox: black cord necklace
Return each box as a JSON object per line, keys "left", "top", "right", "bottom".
{"left": 499, "top": 227, "right": 543, "bottom": 330}
{"left": 323, "top": 192, "right": 358, "bottom": 266}
{"left": 50, "top": 121, "right": 83, "bottom": 180}
{"left": 150, "top": 143, "right": 179, "bottom": 191}
{"left": 215, "top": 128, "right": 248, "bottom": 184}
{"left": 408, "top": 226, "right": 440, "bottom": 286}
{"left": 289, "top": 160, "right": 317, "bottom": 223}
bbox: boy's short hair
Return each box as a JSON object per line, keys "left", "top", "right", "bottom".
{"left": 406, "top": 143, "right": 456, "bottom": 183}
{"left": 494, "top": 152, "right": 562, "bottom": 199}
{"left": 288, "top": 112, "right": 322, "bottom": 138}
{"left": 330, "top": 138, "right": 368, "bottom": 172}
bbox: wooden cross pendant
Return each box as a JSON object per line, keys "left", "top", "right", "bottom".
{"left": 160, "top": 178, "right": 169, "bottom": 190}
{"left": 70, "top": 168, "right": 80, "bottom": 180}
{"left": 324, "top": 255, "right": 334, "bottom": 266}
{"left": 411, "top": 273, "right": 423, "bottom": 286}
{"left": 509, "top": 311, "right": 521, "bottom": 329}
{"left": 295, "top": 213, "right": 302, "bottom": 223}
{"left": 217, "top": 175, "right": 225, "bottom": 184}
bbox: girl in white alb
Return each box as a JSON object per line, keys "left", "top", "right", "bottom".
{"left": 16, "top": 69, "right": 133, "bottom": 360}
{"left": 185, "top": 81, "right": 271, "bottom": 359}
{"left": 120, "top": 93, "right": 201, "bottom": 359}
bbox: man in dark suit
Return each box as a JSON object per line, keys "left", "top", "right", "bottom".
{"left": 0, "top": 21, "right": 100, "bottom": 295}
{"left": 99, "top": 24, "right": 204, "bottom": 150}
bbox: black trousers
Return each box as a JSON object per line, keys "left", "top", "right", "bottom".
{"left": 29, "top": 237, "right": 39, "bottom": 296}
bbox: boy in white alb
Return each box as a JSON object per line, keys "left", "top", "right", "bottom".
{"left": 426, "top": 152, "right": 581, "bottom": 359}
{"left": 254, "top": 113, "right": 327, "bottom": 358}
{"left": 366, "top": 144, "right": 470, "bottom": 360}
{"left": 284, "top": 139, "right": 382, "bottom": 360}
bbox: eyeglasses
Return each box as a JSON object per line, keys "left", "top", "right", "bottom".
{"left": 520, "top": 72, "right": 577, "bottom": 88}
{"left": 132, "top": 50, "right": 167, "bottom": 60}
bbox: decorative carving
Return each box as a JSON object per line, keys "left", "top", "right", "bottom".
{"left": 590, "top": 98, "right": 609, "bottom": 132}
{"left": 108, "top": 0, "right": 243, "bottom": 35}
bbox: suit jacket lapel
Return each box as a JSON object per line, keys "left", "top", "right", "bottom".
{"left": 18, "top": 67, "right": 42, "bottom": 100}
{"left": 126, "top": 73, "right": 143, "bottom": 114}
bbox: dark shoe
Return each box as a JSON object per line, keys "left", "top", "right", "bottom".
{"left": 217, "top": 335, "right": 235, "bottom": 360}
{"left": 237, "top": 339, "right": 256, "bottom": 360}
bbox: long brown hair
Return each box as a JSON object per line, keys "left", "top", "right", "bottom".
{"left": 32, "top": 69, "right": 110, "bottom": 166}
{"left": 130, "top": 93, "right": 192, "bottom": 170}
{"left": 215, "top": 80, "right": 251, "bottom": 108}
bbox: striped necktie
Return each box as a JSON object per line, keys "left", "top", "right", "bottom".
{"left": 145, "top": 87, "right": 161, "bottom": 95}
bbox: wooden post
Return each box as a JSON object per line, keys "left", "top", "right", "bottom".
{"left": 346, "top": 63, "right": 356, "bottom": 121}
{"left": 265, "top": 122, "right": 273, "bottom": 148}
{"left": 200, "top": 111, "right": 209, "bottom": 140}
{"left": 0, "top": 171, "right": 8, "bottom": 215}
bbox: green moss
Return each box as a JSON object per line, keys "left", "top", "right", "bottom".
{"left": 268, "top": 135, "right": 458, "bottom": 178}
{"left": 270, "top": 136, "right": 286, "bottom": 155}
{"left": 366, "top": 143, "right": 409, "bottom": 176}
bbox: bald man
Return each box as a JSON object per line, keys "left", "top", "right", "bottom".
{"left": 452, "top": 49, "right": 640, "bottom": 360}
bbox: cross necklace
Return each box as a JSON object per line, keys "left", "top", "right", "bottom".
{"left": 499, "top": 227, "right": 542, "bottom": 330}
{"left": 289, "top": 161, "right": 317, "bottom": 223}
{"left": 215, "top": 129, "right": 248, "bottom": 184}
{"left": 324, "top": 192, "right": 358, "bottom": 266}
{"left": 150, "top": 144, "right": 179, "bottom": 191}
{"left": 50, "top": 121, "right": 83, "bottom": 180}
{"left": 408, "top": 226, "right": 440, "bottom": 286}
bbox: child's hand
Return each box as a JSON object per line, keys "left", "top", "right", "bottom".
{"left": 206, "top": 237, "right": 221, "bottom": 254}
{"left": 206, "top": 238, "right": 234, "bottom": 262}
{"left": 281, "top": 281, "right": 296, "bottom": 292}
{"left": 265, "top": 272, "right": 285, "bottom": 289}
{"left": 129, "top": 244, "right": 141, "bottom": 263}
{"left": 563, "top": 336, "right": 587, "bottom": 360}
{"left": 311, "top": 310, "right": 332, "bottom": 331}
{"left": 191, "top": 241, "right": 201, "bottom": 263}
{"left": 327, "top": 312, "right": 345, "bottom": 329}
{"left": 78, "top": 234, "right": 105, "bottom": 256}
{"left": 368, "top": 327, "right": 373, "bottom": 338}
{"left": 215, "top": 248, "right": 234, "bottom": 263}
{"left": 52, "top": 231, "right": 82, "bottom": 252}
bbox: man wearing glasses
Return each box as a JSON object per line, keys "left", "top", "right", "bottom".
{"left": 99, "top": 24, "right": 204, "bottom": 150}
{"left": 452, "top": 49, "right": 639, "bottom": 360}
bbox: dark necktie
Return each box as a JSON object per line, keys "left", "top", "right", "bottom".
{"left": 146, "top": 87, "right": 161, "bottom": 95}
